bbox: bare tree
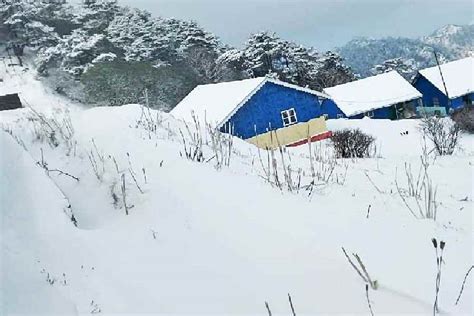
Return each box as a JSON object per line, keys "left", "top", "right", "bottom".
{"left": 420, "top": 116, "right": 460, "bottom": 156}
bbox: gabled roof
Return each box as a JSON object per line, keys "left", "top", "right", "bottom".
{"left": 171, "top": 77, "right": 328, "bottom": 128}
{"left": 417, "top": 57, "right": 474, "bottom": 99}
{"left": 323, "top": 71, "right": 422, "bottom": 117}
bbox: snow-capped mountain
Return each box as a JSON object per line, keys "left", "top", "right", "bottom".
{"left": 338, "top": 24, "right": 473, "bottom": 78}
{"left": 423, "top": 24, "right": 474, "bottom": 58}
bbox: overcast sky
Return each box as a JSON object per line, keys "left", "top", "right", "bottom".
{"left": 101, "top": 0, "right": 473, "bottom": 50}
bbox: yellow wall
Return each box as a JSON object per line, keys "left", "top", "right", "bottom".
{"left": 246, "top": 117, "right": 328, "bottom": 149}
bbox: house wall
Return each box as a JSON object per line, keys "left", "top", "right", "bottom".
{"left": 451, "top": 92, "right": 474, "bottom": 110}
{"left": 246, "top": 117, "right": 329, "bottom": 149}
{"left": 413, "top": 75, "right": 474, "bottom": 113}
{"left": 413, "top": 74, "right": 452, "bottom": 111}
{"left": 349, "top": 106, "right": 395, "bottom": 119}
{"left": 320, "top": 99, "right": 346, "bottom": 119}
{"left": 222, "top": 82, "right": 324, "bottom": 139}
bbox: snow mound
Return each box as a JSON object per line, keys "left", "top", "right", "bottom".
{"left": 0, "top": 132, "right": 78, "bottom": 315}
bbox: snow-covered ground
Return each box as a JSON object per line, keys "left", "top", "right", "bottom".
{"left": 1, "top": 63, "right": 473, "bottom": 315}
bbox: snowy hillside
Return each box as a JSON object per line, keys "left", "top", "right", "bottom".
{"left": 423, "top": 24, "right": 474, "bottom": 58}
{"left": 1, "top": 63, "right": 473, "bottom": 315}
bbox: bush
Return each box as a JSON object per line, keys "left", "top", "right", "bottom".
{"left": 420, "top": 116, "right": 460, "bottom": 156}
{"left": 451, "top": 106, "right": 474, "bottom": 134}
{"left": 331, "top": 129, "right": 375, "bottom": 158}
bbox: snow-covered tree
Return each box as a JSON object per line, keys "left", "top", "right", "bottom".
{"left": 106, "top": 8, "right": 176, "bottom": 63}
{"left": 37, "top": 29, "right": 117, "bottom": 76}
{"left": 213, "top": 48, "right": 250, "bottom": 82}
{"left": 240, "top": 32, "right": 354, "bottom": 90}
{"left": 171, "top": 19, "right": 221, "bottom": 81}
{"left": 0, "top": 0, "right": 62, "bottom": 61}
{"left": 74, "top": 0, "right": 121, "bottom": 34}
{"left": 314, "top": 51, "right": 356, "bottom": 88}
{"left": 370, "top": 57, "right": 418, "bottom": 79}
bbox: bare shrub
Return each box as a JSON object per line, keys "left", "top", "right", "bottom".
{"left": 432, "top": 238, "right": 446, "bottom": 315}
{"left": 395, "top": 140, "right": 438, "bottom": 220}
{"left": 420, "top": 116, "right": 460, "bottom": 156}
{"left": 342, "top": 247, "right": 378, "bottom": 290}
{"left": 206, "top": 123, "right": 233, "bottom": 170}
{"left": 179, "top": 113, "right": 204, "bottom": 162}
{"left": 27, "top": 107, "right": 76, "bottom": 155}
{"left": 331, "top": 129, "right": 375, "bottom": 158}
{"left": 87, "top": 139, "right": 106, "bottom": 182}
{"left": 451, "top": 106, "right": 474, "bottom": 134}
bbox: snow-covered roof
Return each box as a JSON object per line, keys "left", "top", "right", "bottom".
{"left": 171, "top": 77, "right": 328, "bottom": 127}
{"left": 323, "top": 71, "right": 422, "bottom": 117}
{"left": 418, "top": 57, "right": 474, "bottom": 99}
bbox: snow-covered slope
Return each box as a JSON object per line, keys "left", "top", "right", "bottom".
{"left": 1, "top": 63, "right": 473, "bottom": 315}
{"left": 0, "top": 132, "right": 79, "bottom": 315}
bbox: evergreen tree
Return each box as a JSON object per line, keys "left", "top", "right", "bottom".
{"left": 241, "top": 32, "right": 354, "bottom": 90}
{"left": 370, "top": 57, "right": 418, "bottom": 80}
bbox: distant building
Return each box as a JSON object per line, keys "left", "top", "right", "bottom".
{"left": 171, "top": 77, "right": 332, "bottom": 149}
{"left": 0, "top": 93, "right": 22, "bottom": 111}
{"left": 322, "top": 71, "right": 423, "bottom": 120}
{"left": 412, "top": 57, "right": 474, "bottom": 114}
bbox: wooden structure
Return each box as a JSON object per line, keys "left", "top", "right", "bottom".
{"left": 0, "top": 93, "right": 23, "bottom": 111}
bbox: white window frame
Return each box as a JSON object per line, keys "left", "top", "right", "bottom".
{"left": 365, "top": 110, "right": 375, "bottom": 118}
{"left": 337, "top": 114, "right": 345, "bottom": 119}
{"left": 322, "top": 114, "right": 329, "bottom": 120}
{"left": 281, "top": 108, "right": 298, "bottom": 127}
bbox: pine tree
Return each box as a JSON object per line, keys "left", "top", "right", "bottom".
{"left": 240, "top": 32, "right": 354, "bottom": 90}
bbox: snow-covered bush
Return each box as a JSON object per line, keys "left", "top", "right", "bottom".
{"left": 330, "top": 129, "right": 375, "bottom": 158}
{"left": 420, "top": 117, "right": 460, "bottom": 155}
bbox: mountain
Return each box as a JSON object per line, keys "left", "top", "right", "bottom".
{"left": 422, "top": 24, "right": 474, "bottom": 58}
{"left": 337, "top": 24, "right": 473, "bottom": 78}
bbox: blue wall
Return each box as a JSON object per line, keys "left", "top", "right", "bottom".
{"left": 349, "top": 106, "right": 395, "bottom": 119}
{"left": 413, "top": 75, "right": 450, "bottom": 110}
{"left": 412, "top": 75, "right": 473, "bottom": 112}
{"left": 320, "top": 99, "right": 346, "bottom": 119}
{"left": 221, "top": 82, "right": 326, "bottom": 139}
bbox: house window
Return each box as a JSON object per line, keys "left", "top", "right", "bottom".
{"left": 365, "top": 111, "right": 375, "bottom": 118}
{"left": 281, "top": 108, "right": 298, "bottom": 127}
{"left": 433, "top": 97, "right": 440, "bottom": 106}
{"left": 322, "top": 114, "right": 329, "bottom": 120}
{"left": 337, "top": 114, "right": 345, "bottom": 119}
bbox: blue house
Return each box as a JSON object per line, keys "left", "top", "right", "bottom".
{"left": 171, "top": 77, "right": 329, "bottom": 141}
{"left": 412, "top": 57, "right": 474, "bottom": 115}
{"left": 322, "top": 71, "right": 423, "bottom": 120}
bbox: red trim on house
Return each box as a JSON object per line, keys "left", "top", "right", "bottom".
{"left": 286, "top": 131, "right": 333, "bottom": 147}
